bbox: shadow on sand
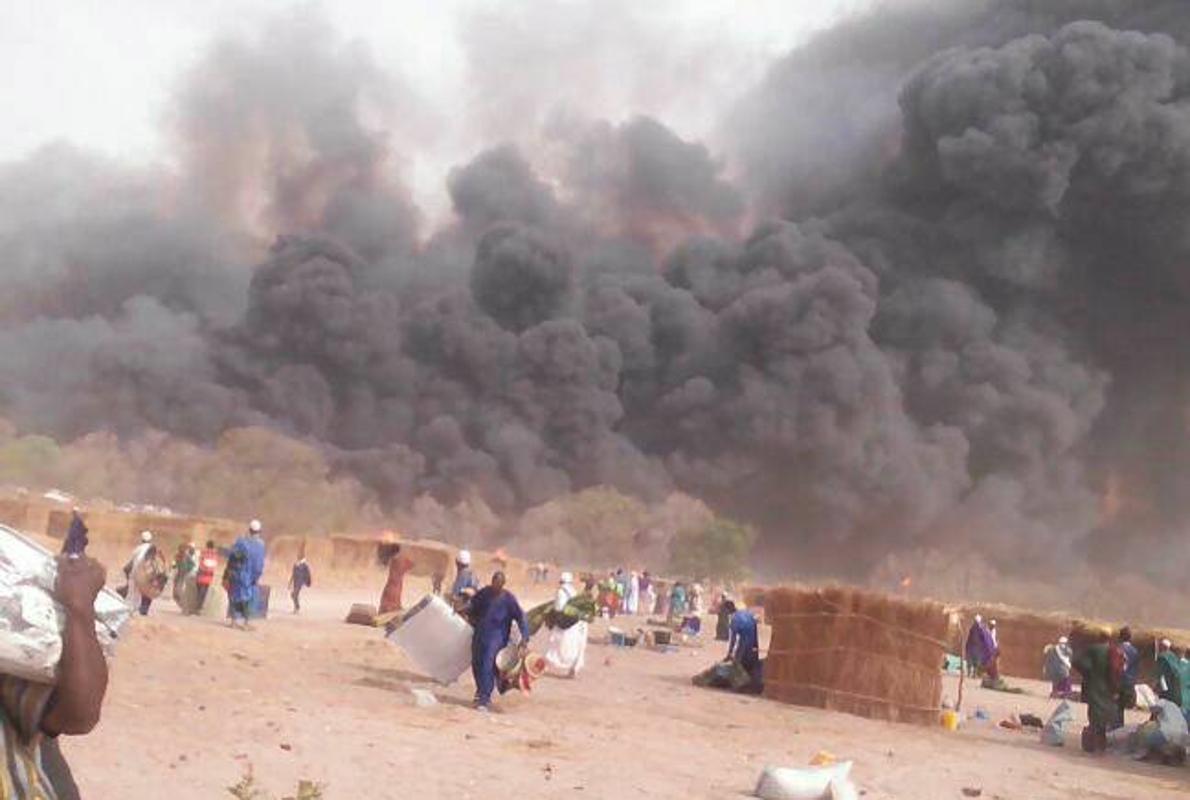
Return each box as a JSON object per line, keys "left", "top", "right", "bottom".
{"left": 349, "top": 663, "right": 475, "bottom": 709}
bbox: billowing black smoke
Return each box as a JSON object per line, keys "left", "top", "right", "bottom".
{"left": 4, "top": 2, "right": 1190, "bottom": 582}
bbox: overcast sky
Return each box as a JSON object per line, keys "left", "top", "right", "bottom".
{"left": 0, "top": 0, "right": 865, "bottom": 214}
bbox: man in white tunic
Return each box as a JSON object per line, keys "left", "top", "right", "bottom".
{"left": 625, "top": 571, "right": 640, "bottom": 615}
{"left": 544, "top": 572, "right": 588, "bottom": 678}
{"left": 124, "top": 531, "right": 155, "bottom": 615}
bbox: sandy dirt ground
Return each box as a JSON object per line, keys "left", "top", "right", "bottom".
{"left": 62, "top": 578, "right": 1190, "bottom": 800}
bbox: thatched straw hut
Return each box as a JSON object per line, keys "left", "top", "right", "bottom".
{"left": 764, "top": 586, "right": 950, "bottom": 726}
{"left": 739, "top": 584, "right": 769, "bottom": 610}
{"left": 395, "top": 541, "right": 455, "bottom": 578}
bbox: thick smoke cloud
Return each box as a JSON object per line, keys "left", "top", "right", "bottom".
{"left": 6, "top": 2, "right": 1190, "bottom": 584}
{"left": 471, "top": 225, "right": 573, "bottom": 332}
{"left": 172, "top": 12, "right": 423, "bottom": 263}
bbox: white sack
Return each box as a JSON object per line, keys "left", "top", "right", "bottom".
{"left": 0, "top": 524, "right": 130, "bottom": 683}
{"left": 755, "top": 761, "right": 853, "bottom": 800}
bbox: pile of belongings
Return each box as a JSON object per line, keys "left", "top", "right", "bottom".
{"left": 0, "top": 524, "right": 130, "bottom": 682}
{"left": 692, "top": 659, "right": 757, "bottom": 693}
{"left": 526, "top": 593, "right": 597, "bottom": 635}
{"left": 496, "top": 646, "right": 548, "bottom": 694}
{"left": 1128, "top": 699, "right": 1189, "bottom": 765}
{"left": 980, "top": 675, "right": 1025, "bottom": 693}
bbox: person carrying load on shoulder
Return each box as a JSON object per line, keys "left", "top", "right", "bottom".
{"left": 1, "top": 553, "right": 111, "bottom": 799}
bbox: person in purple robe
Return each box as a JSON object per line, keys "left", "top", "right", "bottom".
{"left": 965, "top": 615, "right": 999, "bottom": 678}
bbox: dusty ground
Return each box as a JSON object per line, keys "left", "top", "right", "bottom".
{"left": 64, "top": 578, "right": 1190, "bottom": 799}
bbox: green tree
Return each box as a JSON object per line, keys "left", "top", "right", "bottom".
{"left": 0, "top": 434, "right": 63, "bottom": 487}
{"left": 668, "top": 515, "right": 757, "bottom": 581}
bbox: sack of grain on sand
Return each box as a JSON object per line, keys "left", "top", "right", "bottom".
{"left": 0, "top": 523, "right": 131, "bottom": 683}
{"left": 754, "top": 760, "right": 853, "bottom": 800}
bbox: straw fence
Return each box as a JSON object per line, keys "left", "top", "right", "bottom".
{"left": 764, "top": 586, "right": 950, "bottom": 726}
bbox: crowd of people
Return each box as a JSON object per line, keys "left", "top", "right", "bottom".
{"left": 586, "top": 568, "right": 716, "bottom": 623}
{"left": 969, "top": 614, "right": 1190, "bottom": 758}
{"left": 369, "top": 547, "right": 762, "bottom": 709}
{"left": 121, "top": 519, "right": 271, "bottom": 629}
{"left": 1074, "top": 631, "right": 1190, "bottom": 757}
{"left": 35, "top": 509, "right": 1190, "bottom": 797}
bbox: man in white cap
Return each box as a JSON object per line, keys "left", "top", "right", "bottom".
{"left": 227, "top": 520, "right": 267, "bottom": 629}
{"left": 449, "top": 549, "right": 480, "bottom": 613}
{"left": 542, "top": 571, "right": 589, "bottom": 678}
{"left": 123, "top": 531, "right": 157, "bottom": 616}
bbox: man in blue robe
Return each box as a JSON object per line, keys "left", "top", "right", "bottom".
{"left": 228, "top": 519, "right": 267, "bottom": 629}
{"left": 467, "top": 571, "right": 528, "bottom": 710}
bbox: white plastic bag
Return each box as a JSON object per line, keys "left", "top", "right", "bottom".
{"left": 543, "top": 620, "right": 589, "bottom": 675}
{"left": 0, "top": 524, "right": 130, "bottom": 683}
{"left": 755, "top": 761, "right": 853, "bottom": 800}
{"left": 1134, "top": 683, "right": 1159, "bottom": 711}
{"left": 1040, "top": 700, "right": 1074, "bottom": 747}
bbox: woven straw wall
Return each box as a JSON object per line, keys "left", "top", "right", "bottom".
{"left": 764, "top": 586, "right": 949, "bottom": 726}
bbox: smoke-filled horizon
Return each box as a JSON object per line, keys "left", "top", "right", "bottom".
{"left": 4, "top": 0, "right": 1190, "bottom": 583}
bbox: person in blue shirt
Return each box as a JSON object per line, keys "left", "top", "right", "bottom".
{"left": 227, "top": 519, "right": 267, "bottom": 629}
{"left": 449, "top": 550, "right": 481, "bottom": 612}
{"left": 467, "top": 571, "right": 529, "bottom": 710}
{"left": 726, "top": 603, "right": 761, "bottom": 679}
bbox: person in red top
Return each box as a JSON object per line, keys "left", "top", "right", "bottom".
{"left": 378, "top": 544, "right": 414, "bottom": 614}
{"left": 195, "top": 540, "right": 218, "bottom": 611}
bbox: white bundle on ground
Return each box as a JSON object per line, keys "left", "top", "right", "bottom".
{"left": 1041, "top": 700, "right": 1074, "bottom": 747}
{"left": 754, "top": 762, "right": 853, "bottom": 800}
{"left": 543, "top": 620, "right": 589, "bottom": 676}
{"left": 0, "top": 524, "right": 131, "bottom": 683}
